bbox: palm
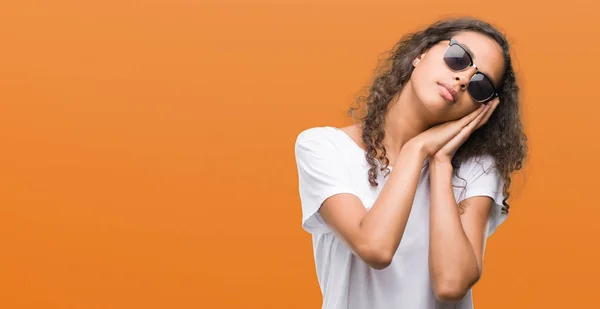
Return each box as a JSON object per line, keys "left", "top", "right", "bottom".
{"left": 433, "top": 99, "right": 499, "bottom": 161}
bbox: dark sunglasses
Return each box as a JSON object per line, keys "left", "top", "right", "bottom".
{"left": 443, "top": 38, "right": 498, "bottom": 103}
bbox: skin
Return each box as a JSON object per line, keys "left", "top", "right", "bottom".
{"left": 319, "top": 31, "right": 506, "bottom": 303}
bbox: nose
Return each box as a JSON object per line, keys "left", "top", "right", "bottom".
{"left": 453, "top": 66, "right": 477, "bottom": 90}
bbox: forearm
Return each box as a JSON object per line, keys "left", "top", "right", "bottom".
{"left": 428, "top": 161, "right": 480, "bottom": 299}
{"left": 359, "top": 142, "right": 427, "bottom": 263}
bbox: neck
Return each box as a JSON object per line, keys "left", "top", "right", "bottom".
{"left": 382, "top": 82, "right": 433, "bottom": 161}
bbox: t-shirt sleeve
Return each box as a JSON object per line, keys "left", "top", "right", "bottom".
{"left": 294, "top": 128, "right": 359, "bottom": 234}
{"left": 455, "top": 154, "right": 507, "bottom": 237}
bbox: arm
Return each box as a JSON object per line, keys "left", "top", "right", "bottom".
{"left": 319, "top": 142, "right": 426, "bottom": 270}
{"left": 428, "top": 159, "right": 493, "bottom": 303}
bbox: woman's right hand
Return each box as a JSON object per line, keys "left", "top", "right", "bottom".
{"left": 407, "top": 104, "right": 489, "bottom": 157}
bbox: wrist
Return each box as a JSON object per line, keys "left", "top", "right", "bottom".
{"left": 402, "top": 140, "right": 427, "bottom": 160}
{"left": 429, "top": 157, "right": 453, "bottom": 173}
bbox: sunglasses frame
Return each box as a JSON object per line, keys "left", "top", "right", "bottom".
{"left": 445, "top": 38, "right": 499, "bottom": 103}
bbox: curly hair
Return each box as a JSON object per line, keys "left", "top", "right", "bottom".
{"left": 348, "top": 17, "right": 528, "bottom": 215}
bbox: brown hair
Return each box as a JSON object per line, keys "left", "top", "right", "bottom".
{"left": 348, "top": 17, "right": 528, "bottom": 215}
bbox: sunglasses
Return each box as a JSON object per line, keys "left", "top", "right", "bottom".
{"left": 443, "top": 38, "right": 498, "bottom": 103}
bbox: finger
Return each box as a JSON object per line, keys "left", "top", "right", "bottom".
{"left": 458, "top": 104, "right": 487, "bottom": 128}
{"left": 464, "top": 103, "right": 491, "bottom": 132}
{"left": 441, "top": 104, "right": 491, "bottom": 154}
{"left": 475, "top": 98, "right": 500, "bottom": 130}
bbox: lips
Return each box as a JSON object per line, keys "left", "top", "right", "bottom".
{"left": 438, "top": 82, "right": 457, "bottom": 103}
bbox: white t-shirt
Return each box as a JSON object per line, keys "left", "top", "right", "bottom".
{"left": 294, "top": 126, "right": 507, "bottom": 309}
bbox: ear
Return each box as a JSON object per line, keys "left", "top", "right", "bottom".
{"left": 413, "top": 52, "right": 426, "bottom": 67}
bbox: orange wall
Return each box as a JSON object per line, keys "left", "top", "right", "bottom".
{"left": 1, "top": 0, "right": 598, "bottom": 308}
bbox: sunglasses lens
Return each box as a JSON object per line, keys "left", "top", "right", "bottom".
{"left": 443, "top": 44, "right": 471, "bottom": 71}
{"left": 468, "top": 73, "right": 495, "bottom": 102}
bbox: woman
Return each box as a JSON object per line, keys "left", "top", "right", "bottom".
{"left": 294, "top": 17, "right": 527, "bottom": 308}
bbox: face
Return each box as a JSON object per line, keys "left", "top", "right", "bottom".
{"left": 409, "top": 31, "right": 505, "bottom": 123}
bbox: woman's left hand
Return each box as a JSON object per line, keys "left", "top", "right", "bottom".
{"left": 430, "top": 98, "right": 500, "bottom": 165}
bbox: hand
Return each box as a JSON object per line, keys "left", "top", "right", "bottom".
{"left": 431, "top": 98, "right": 500, "bottom": 164}
{"left": 407, "top": 98, "right": 499, "bottom": 160}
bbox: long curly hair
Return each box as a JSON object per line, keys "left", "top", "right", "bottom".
{"left": 348, "top": 17, "right": 528, "bottom": 215}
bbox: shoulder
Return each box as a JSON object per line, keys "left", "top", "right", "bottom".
{"left": 454, "top": 154, "right": 507, "bottom": 236}
{"left": 294, "top": 126, "right": 345, "bottom": 153}
{"left": 458, "top": 154, "right": 498, "bottom": 175}
{"left": 295, "top": 126, "right": 337, "bottom": 142}
{"left": 295, "top": 126, "right": 327, "bottom": 142}
{"left": 453, "top": 154, "right": 503, "bottom": 198}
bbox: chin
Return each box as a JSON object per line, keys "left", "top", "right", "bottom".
{"left": 423, "top": 95, "right": 452, "bottom": 112}
{"left": 420, "top": 98, "right": 456, "bottom": 123}
{"left": 414, "top": 84, "right": 452, "bottom": 117}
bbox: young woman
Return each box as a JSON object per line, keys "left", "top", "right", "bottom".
{"left": 294, "top": 18, "right": 527, "bottom": 308}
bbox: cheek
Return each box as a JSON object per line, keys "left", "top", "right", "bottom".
{"left": 456, "top": 102, "right": 480, "bottom": 119}
{"left": 412, "top": 63, "right": 437, "bottom": 91}
{"left": 411, "top": 72, "right": 435, "bottom": 104}
{"left": 456, "top": 89, "right": 480, "bottom": 110}
{"left": 416, "top": 60, "right": 439, "bottom": 79}
{"left": 464, "top": 98, "right": 481, "bottom": 112}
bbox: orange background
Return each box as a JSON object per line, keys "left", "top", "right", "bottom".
{"left": 1, "top": 0, "right": 598, "bottom": 308}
